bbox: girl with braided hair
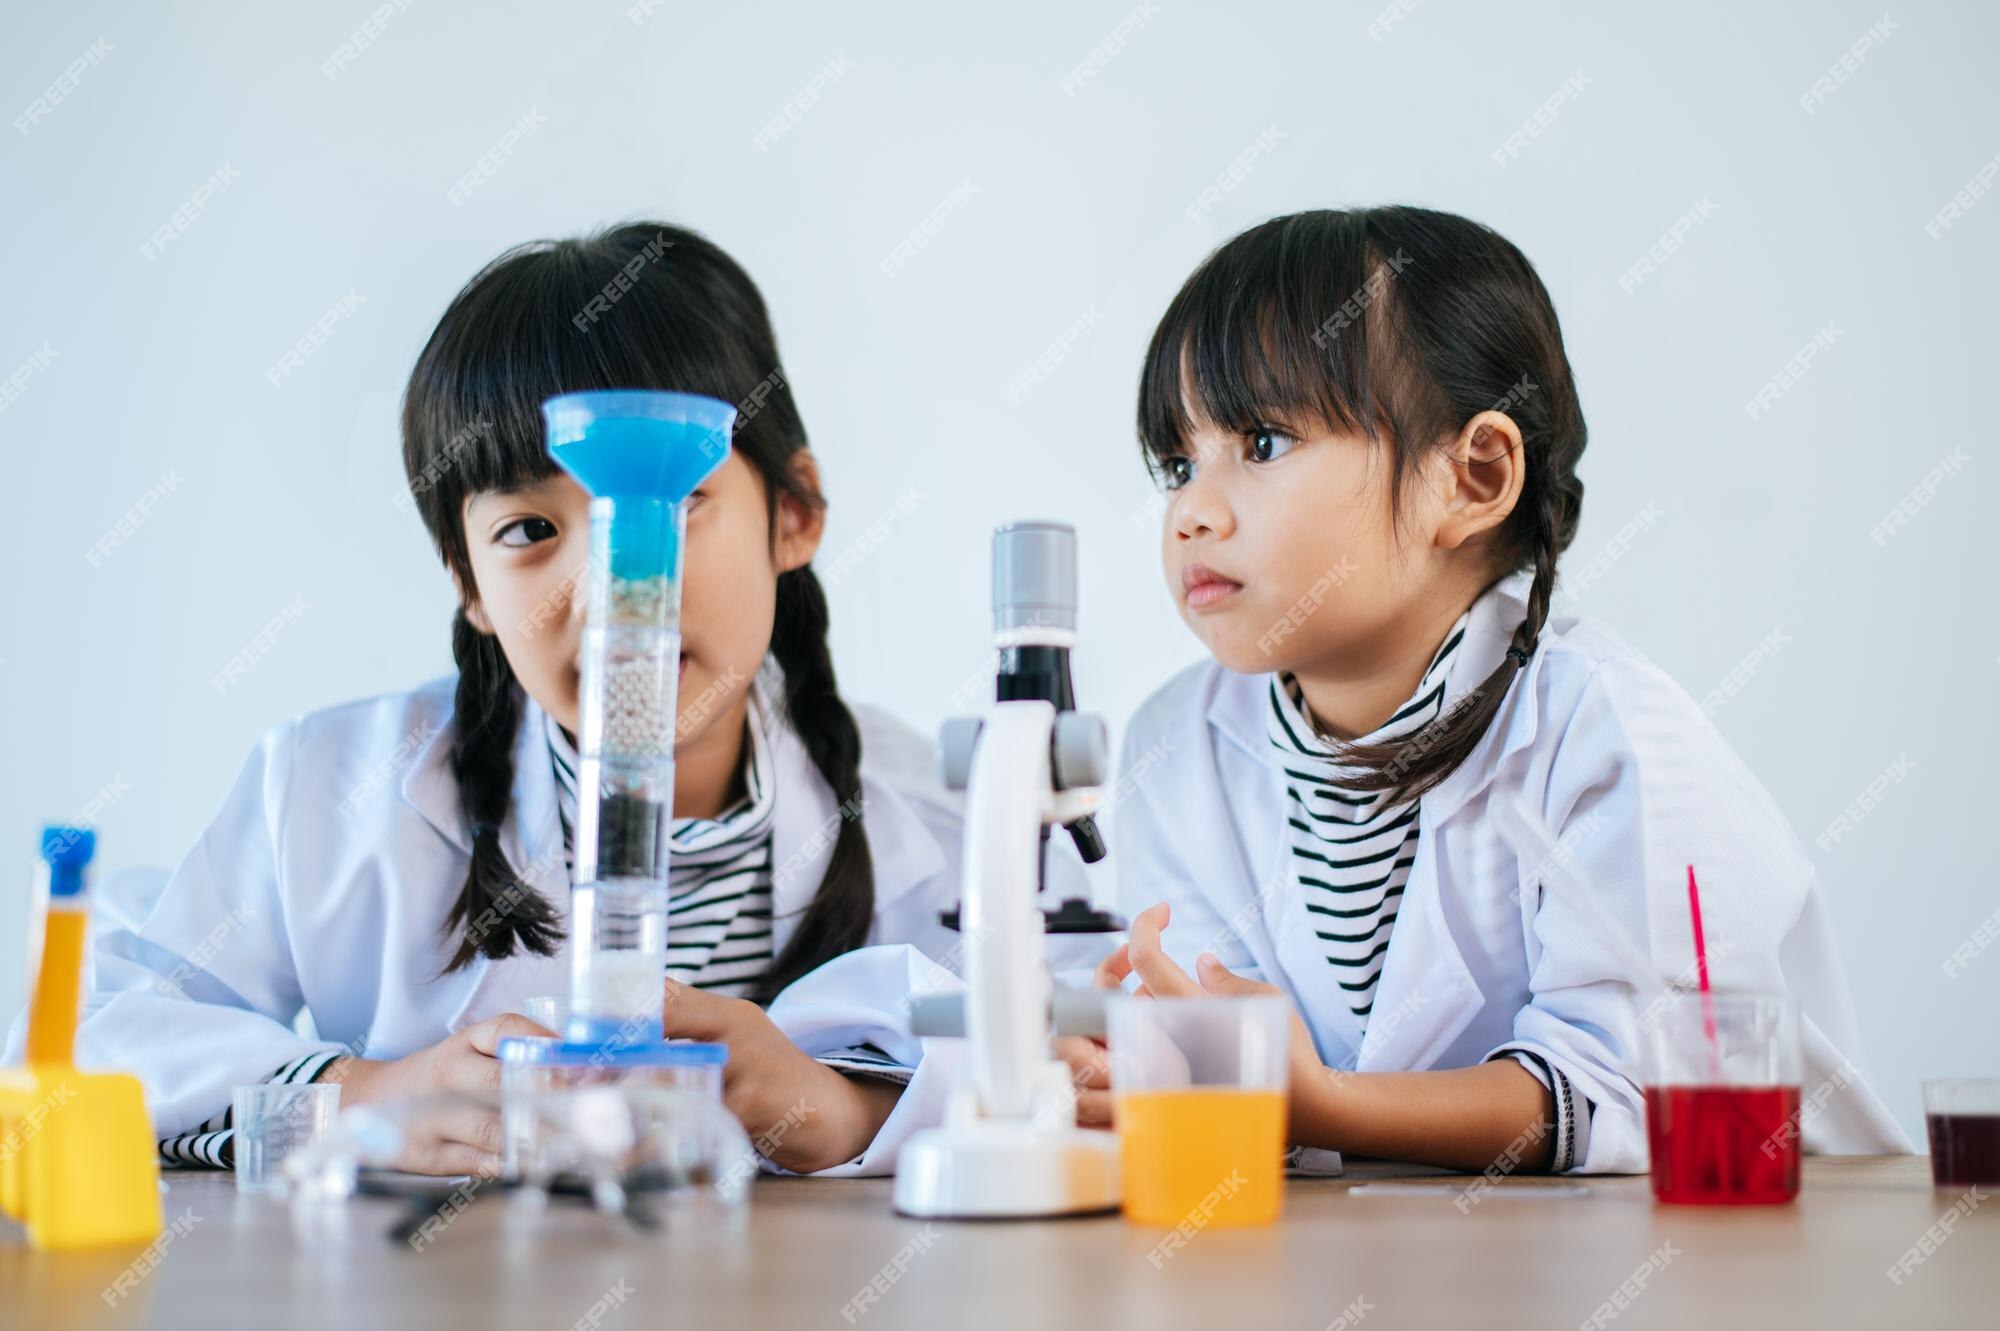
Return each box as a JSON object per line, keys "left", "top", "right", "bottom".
{"left": 60, "top": 224, "right": 989, "bottom": 1178}
{"left": 1058, "top": 207, "right": 1906, "bottom": 1174}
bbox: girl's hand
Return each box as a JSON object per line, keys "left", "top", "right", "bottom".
{"left": 1106, "top": 901, "right": 1338, "bottom": 1141}
{"left": 1052, "top": 932, "right": 1140, "bottom": 1127}
{"left": 662, "top": 979, "right": 902, "bottom": 1174}
{"left": 325, "top": 1012, "right": 556, "bottom": 1176}
{"left": 1109, "top": 903, "right": 1561, "bottom": 1166}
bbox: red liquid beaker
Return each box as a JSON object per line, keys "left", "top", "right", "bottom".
{"left": 1644, "top": 1084, "right": 1801, "bottom": 1204}
{"left": 1641, "top": 991, "right": 1801, "bottom": 1206}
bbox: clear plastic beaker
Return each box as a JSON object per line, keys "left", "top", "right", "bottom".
{"left": 1924, "top": 1078, "right": 2000, "bottom": 1188}
{"left": 1641, "top": 990, "right": 1801, "bottom": 1205}
{"left": 234, "top": 1083, "right": 341, "bottom": 1195}
{"left": 1107, "top": 995, "right": 1289, "bottom": 1228}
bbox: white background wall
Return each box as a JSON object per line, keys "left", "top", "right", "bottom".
{"left": 2, "top": 1, "right": 1994, "bottom": 1141}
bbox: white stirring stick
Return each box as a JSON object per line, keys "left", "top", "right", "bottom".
{"left": 1487, "top": 796, "right": 1669, "bottom": 1007}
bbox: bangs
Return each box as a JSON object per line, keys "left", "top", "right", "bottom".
{"left": 1137, "top": 211, "right": 1423, "bottom": 471}
{"left": 403, "top": 226, "right": 781, "bottom": 530}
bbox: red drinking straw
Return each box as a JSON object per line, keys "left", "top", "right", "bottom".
{"left": 1686, "top": 864, "right": 1722, "bottom": 1077}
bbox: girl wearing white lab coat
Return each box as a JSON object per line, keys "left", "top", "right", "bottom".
{"left": 1064, "top": 207, "right": 1907, "bottom": 1173}
{"left": 41, "top": 224, "right": 972, "bottom": 1177}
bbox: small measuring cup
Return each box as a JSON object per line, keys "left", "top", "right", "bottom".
{"left": 233, "top": 1083, "right": 341, "bottom": 1194}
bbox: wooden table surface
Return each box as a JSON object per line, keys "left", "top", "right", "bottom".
{"left": 2, "top": 1156, "right": 1991, "bottom": 1330}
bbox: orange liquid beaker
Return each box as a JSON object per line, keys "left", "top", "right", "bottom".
{"left": 1117, "top": 1086, "right": 1286, "bottom": 1227}
{"left": 1107, "top": 994, "right": 1291, "bottom": 1229}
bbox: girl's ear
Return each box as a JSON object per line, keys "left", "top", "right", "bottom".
{"left": 1435, "top": 410, "right": 1526, "bottom": 552}
{"left": 773, "top": 451, "right": 828, "bottom": 574}
{"left": 453, "top": 569, "right": 494, "bottom": 634}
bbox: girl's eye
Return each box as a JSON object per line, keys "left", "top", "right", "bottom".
{"left": 1248, "top": 427, "right": 1298, "bottom": 464}
{"left": 1160, "top": 456, "right": 1195, "bottom": 491}
{"left": 496, "top": 517, "right": 558, "bottom": 548}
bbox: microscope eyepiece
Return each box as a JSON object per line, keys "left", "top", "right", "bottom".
{"left": 992, "top": 520, "right": 1076, "bottom": 637}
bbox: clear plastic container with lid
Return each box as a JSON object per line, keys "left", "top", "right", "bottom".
{"left": 498, "top": 1036, "right": 728, "bottom": 1176}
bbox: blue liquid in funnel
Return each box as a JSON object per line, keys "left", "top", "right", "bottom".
{"left": 545, "top": 391, "right": 734, "bottom": 582}
{"left": 544, "top": 390, "right": 734, "bottom": 503}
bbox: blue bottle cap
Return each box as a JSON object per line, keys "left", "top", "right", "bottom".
{"left": 39, "top": 826, "right": 95, "bottom": 898}
{"left": 497, "top": 1035, "right": 729, "bottom": 1070}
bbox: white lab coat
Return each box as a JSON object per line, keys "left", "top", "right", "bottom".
{"left": 1111, "top": 574, "right": 1911, "bottom": 1173}
{"left": 16, "top": 672, "right": 1078, "bottom": 1176}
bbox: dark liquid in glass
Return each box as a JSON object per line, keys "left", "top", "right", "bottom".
{"left": 1926, "top": 1112, "right": 2000, "bottom": 1187}
{"left": 1645, "top": 1084, "right": 1801, "bottom": 1205}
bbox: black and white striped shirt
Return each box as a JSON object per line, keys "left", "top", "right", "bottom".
{"left": 549, "top": 688, "right": 778, "bottom": 1000}
{"left": 1266, "top": 613, "right": 1470, "bottom": 1027}
{"left": 1264, "top": 602, "right": 1590, "bottom": 1171}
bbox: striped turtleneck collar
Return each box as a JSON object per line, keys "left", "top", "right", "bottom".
{"left": 1264, "top": 608, "right": 1474, "bottom": 1028}
{"left": 1268, "top": 612, "right": 1472, "bottom": 780}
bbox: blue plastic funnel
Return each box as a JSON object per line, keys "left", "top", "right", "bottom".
{"left": 543, "top": 390, "right": 735, "bottom": 503}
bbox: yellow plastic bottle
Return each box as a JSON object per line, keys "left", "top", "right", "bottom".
{"left": 0, "top": 827, "right": 162, "bottom": 1250}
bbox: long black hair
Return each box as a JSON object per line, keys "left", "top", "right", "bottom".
{"left": 402, "top": 222, "right": 873, "bottom": 1002}
{"left": 1138, "top": 206, "right": 1588, "bottom": 806}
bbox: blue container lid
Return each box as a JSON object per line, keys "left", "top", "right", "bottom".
{"left": 498, "top": 1035, "right": 728, "bottom": 1069}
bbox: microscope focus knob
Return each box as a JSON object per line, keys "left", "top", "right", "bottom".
{"left": 938, "top": 717, "right": 984, "bottom": 791}
{"left": 1052, "top": 712, "right": 1109, "bottom": 790}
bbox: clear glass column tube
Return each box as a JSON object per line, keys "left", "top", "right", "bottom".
{"left": 543, "top": 390, "right": 735, "bottom": 1043}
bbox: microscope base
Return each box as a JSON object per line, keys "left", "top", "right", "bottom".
{"left": 892, "top": 1120, "right": 1121, "bottom": 1218}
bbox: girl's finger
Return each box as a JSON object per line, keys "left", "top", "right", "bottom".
{"left": 1052, "top": 1036, "right": 1111, "bottom": 1089}
{"left": 462, "top": 1011, "right": 552, "bottom": 1058}
{"left": 1051, "top": 1034, "right": 1090, "bottom": 1069}
{"left": 438, "top": 1047, "right": 506, "bottom": 1095}
{"left": 661, "top": 979, "right": 738, "bottom": 1041}
{"left": 408, "top": 1140, "right": 505, "bottom": 1180}
{"left": 1074, "top": 1089, "right": 1115, "bottom": 1128}
{"left": 1129, "top": 901, "right": 1172, "bottom": 943}
{"left": 429, "top": 1104, "right": 506, "bottom": 1158}
{"left": 1093, "top": 943, "right": 1134, "bottom": 990}
{"left": 1195, "top": 952, "right": 1276, "bottom": 996}
{"left": 1126, "top": 902, "right": 1201, "bottom": 997}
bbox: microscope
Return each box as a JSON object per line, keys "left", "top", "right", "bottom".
{"left": 893, "top": 522, "right": 1127, "bottom": 1219}
{"left": 939, "top": 520, "right": 1117, "bottom": 936}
